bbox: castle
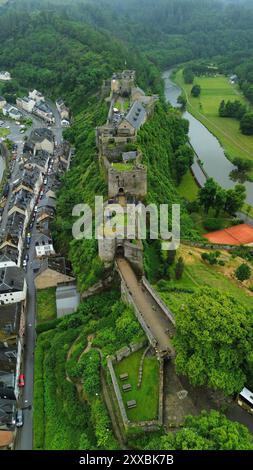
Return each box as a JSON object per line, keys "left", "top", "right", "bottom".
{"left": 96, "top": 70, "right": 158, "bottom": 274}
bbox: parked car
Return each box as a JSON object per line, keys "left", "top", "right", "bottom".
{"left": 22, "top": 260, "right": 27, "bottom": 268}
{"left": 18, "top": 374, "right": 25, "bottom": 387}
{"left": 16, "top": 409, "right": 24, "bottom": 428}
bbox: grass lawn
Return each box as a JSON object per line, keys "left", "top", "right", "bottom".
{"left": 0, "top": 128, "right": 10, "bottom": 138}
{"left": 178, "top": 169, "right": 199, "bottom": 201}
{"left": 36, "top": 287, "right": 57, "bottom": 323}
{"left": 112, "top": 162, "right": 134, "bottom": 171}
{"left": 115, "top": 348, "right": 160, "bottom": 422}
{"left": 175, "top": 69, "right": 253, "bottom": 178}
{"left": 156, "top": 244, "right": 253, "bottom": 311}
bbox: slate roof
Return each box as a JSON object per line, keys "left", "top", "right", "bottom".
{"left": 124, "top": 101, "right": 146, "bottom": 130}
{"left": 12, "top": 167, "right": 40, "bottom": 192}
{"left": 29, "top": 128, "right": 54, "bottom": 144}
{"left": 0, "top": 266, "right": 25, "bottom": 294}
{"left": 37, "top": 197, "right": 56, "bottom": 210}
{"left": 0, "top": 303, "right": 21, "bottom": 338}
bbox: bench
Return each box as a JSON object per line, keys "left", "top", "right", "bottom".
{"left": 119, "top": 373, "right": 129, "bottom": 381}
{"left": 122, "top": 383, "right": 132, "bottom": 392}
{"left": 127, "top": 400, "right": 136, "bottom": 409}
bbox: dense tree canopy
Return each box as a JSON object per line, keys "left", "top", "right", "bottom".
{"left": 174, "top": 288, "right": 253, "bottom": 395}
{"left": 145, "top": 410, "right": 253, "bottom": 450}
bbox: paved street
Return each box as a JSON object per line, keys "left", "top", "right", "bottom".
{"left": 0, "top": 103, "right": 62, "bottom": 449}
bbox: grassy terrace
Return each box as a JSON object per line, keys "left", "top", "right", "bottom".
{"left": 115, "top": 348, "right": 160, "bottom": 422}
{"left": 175, "top": 69, "right": 253, "bottom": 178}
{"left": 156, "top": 244, "right": 253, "bottom": 312}
{"left": 36, "top": 287, "right": 57, "bottom": 323}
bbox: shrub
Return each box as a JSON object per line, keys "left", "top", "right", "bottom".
{"left": 235, "top": 263, "right": 251, "bottom": 281}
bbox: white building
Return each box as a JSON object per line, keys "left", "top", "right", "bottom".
{"left": 0, "top": 71, "right": 11, "bottom": 81}
{"left": 16, "top": 96, "right": 36, "bottom": 113}
{"left": 2, "top": 104, "right": 22, "bottom": 120}
{"left": 29, "top": 89, "right": 45, "bottom": 103}
{"left": 0, "top": 266, "right": 27, "bottom": 305}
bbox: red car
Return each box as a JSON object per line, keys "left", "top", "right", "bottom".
{"left": 18, "top": 374, "right": 25, "bottom": 387}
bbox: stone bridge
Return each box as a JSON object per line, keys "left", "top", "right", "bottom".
{"left": 115, "top": 257, "right": 176, "bottom": 359}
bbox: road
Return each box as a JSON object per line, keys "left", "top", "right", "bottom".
{"left": 0, "top": 104, "right": 62, "bottom": 449}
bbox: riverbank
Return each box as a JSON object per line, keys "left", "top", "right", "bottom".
{"left": 174, "top": 69, "right": 253, "bottom": 179}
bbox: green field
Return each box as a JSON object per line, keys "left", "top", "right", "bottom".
{"left": 178, "top": 169, "right": 199, "bottom": 201}
{"left": 175, "top": 70, "right": 253, "bottom": 178}
{"left": 115, "top": 348, "right": 159, "bottom": 422}
{"left": 36, "top": 287, "right": 57, "bottom": 323}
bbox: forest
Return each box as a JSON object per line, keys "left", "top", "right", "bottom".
{"left": 1, "top": 0, "right": 253, "bottom": 451}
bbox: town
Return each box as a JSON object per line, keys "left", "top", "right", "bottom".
{"left": 0, "top": 78, "right": 74, "bottom": 449}
{"left": 1, "top": 0, "right": 253, "bottom": 457}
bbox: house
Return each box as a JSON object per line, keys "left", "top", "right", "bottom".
{"left": 56, "top": 141, "right": 71, "bottom": 170}
{"left": 33, "top": 101, "right": 55, "bottom": 124}
{"left": 0, "top": 251, "right": 19, "bottom": 268}
{"left": 29, "top": 89, "right": 45, "bottom": 103}
{"left": 0, "top": 303, "right": 23, "bottom": 347}
{"left": 0, "top": 430, "right": 15, "bottom": 448}
{"left": 0, "top": 97, "right": 6, "bottom": 109}
{"left": 34, "top": 257, "right": 75, "bottom": 289}
{"left": 0, "top": 213, "right": 26, "bottom": 265}
{"left": 0, "top": 344, "right": 19, "bottom": 400}
{"left": 28, "top": 128, "right": 54, "bottom": 155}
{"left": 8, "top": 188, "right": 34, "bottom": 227}
{"left": 24, "top": 151, "right": 50, "bottom": 173}
{"left": 56, "top": 98, "right": 70, "bottom": 120}
{"left": 0, "top": 72, "right": 11, "bottom": 81}
{"left": 12, "top": 167, "right": 41, "bottom": 197}
{"left": 34, "top": 232, "right": 55, "bottom": 259}
{"left": 0, "top": 266, "right": 27, "bottom": 305}
{"left": 118, "top": 101, "right": 147, "bottom": 136}
{"left": 2, "top": 104, "right": 22, "bottom": 120}
{"left": 0, "top": 400, "right": 16, "bottom": 431}
{"left": 56, "top": 284, "right": 80, "bottom": 318}
{"left": 16, "top": 96, "right": 36, "bottom": 113}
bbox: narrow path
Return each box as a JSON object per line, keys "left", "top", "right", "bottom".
{"left": 117, "top": 257, "right": 175, "bottom": 355}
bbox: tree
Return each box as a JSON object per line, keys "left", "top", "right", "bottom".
{"left": 175, "top": 144, "right": 194, "bottom": 183}
{"left": 175, "top": 257, "right": 184, "bottom": 280}
{"left": 233, "top": 157, "right": 253, "bottom": 174}
{"left": 145, "top": 411, "right": 253, "bottom": 450}
{"left": 177, "top": 94, "right": 187, "bottom": 109}
{"left": 240, "top": 112, "right": 253, "bottom": 135}
{"left": 235, "top": 263, "right": 251, "bottom": 282}
{"left": 174, "top": 287, "right": 253, "bottom": 395}
{"left": 198, "top": 178, "right": 218, "bottom": 213}
{"left": 215, "top": 187, "right": 227, "bottom": 216}
{"left": 225, "top": 184, "right": 246, "bottom": 215}
{"left": 183, "top": 67, "right": 194, "bottom": 84}
{"left": 191, "top": 84, "right": 201, "bottom": 97}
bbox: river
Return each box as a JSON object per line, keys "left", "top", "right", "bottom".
{"left": 163, "top": 70, "right": 253, "bottom": 206}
